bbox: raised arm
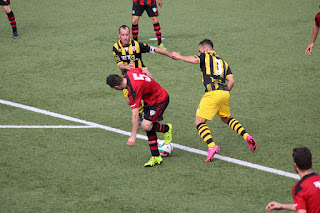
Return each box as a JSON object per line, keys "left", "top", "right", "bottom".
{"left": 155, "top": 46, "right": 173, "bottom": 58}
{"left": 171, "top": 52, "right": 199, "bottom": 64}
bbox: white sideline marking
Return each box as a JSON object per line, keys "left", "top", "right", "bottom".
{"left": 0, "top": 99, "right": 300, "bottom": 180}
{"left": 0, "top": 125, "right": 97, "bottom": 129}
{"left": 149, "top": 37, "right": 165, "bottom": 41}
{"left": 174, "top": 143, "right": 299, "bottom": 180}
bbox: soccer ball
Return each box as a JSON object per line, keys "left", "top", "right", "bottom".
{"left": 158, "top": 142, "right": 173, "bottom": 157}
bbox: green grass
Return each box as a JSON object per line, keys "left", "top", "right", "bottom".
{"left": 1, "top": 0, "right": 320, "bottom": 212}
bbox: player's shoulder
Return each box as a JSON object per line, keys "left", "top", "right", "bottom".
{"left": 127, "top": 68, "right": 143, "bottom": 75}
{"left": 297, "top": 173, "right": 320, "bottom": 188}
{"left": 113, "top": 40, "right": 122, "bottom": 50}
{"left": 131, "top": 40, "right": 148, "bottom": 48}
{"left": 308, "top": 173, "right": 320, "bottom": 182}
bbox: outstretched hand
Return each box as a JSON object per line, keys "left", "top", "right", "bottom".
{"left": 265, "top": 202, "right": 282, "bottom": 211}
{"left": 171, "top": 52, "right": 181, "bottom": 60}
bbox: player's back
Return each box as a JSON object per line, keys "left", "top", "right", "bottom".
{"left": 293, "top": 173, "right": 320, "bottom": 213}
{"left": 126, "top": 68, "right": 168, "bottom": 106}
{"left": 197, "top": 51, "right": 232, "bottom": 92}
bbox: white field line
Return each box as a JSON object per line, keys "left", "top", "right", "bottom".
{"left": 0, "top": 125, "right": 96, "bottom": 129}
{"left": 0, "top": 99, "right": 300, "bottom": 180}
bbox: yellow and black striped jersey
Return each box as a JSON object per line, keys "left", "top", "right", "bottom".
{"left": 195, "top": 51, "right": 233, "bottom": 92}
{"left": 113, "top": 39, "right": 155, "bottom": 75}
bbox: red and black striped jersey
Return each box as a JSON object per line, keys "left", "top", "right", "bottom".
{"left": 315, "top": 12, "right": 320, "bottom": 26}
{"left": 125, "top": 68, "right": 168, "bottom": 109}
{"left": 0, "top": 0, "right": 11, "bottom": 5}
{"left": 133, "top": 0, "right": 157, "bottom": 6}
{"left": 292, "top": 173, "right": 320, "bottom": 213}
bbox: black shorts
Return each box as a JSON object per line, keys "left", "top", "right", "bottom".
{"left": 132, "top": 3, "right": 158, "bottom": 17}
{"left": 0, "top": 0, "right": 10, "bottom": 6}
{"left": 144, "top": 96, "right": 169, "bottom": 122}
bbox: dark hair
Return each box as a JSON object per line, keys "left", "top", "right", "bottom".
{"left": 119, "top": 25, "right": 130, "bottom": 33}
{"left": 106, "top": 74, "right": 123, "bottom": 88}
{"left": 292, "top": 147, "right": 312, "bottom": 170}
{"left": 199, "top": 39, "right": 214, "bottom": 49}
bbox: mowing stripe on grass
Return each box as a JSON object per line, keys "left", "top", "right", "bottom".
{"left": 0, "top": 99, "right": 300, "bottom": 180}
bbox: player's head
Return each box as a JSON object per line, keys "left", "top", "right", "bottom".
{"left": 106, "top": 74, "right": 125, "bottom": 90}
{"left": 118, "top": 25, "right": 131, "bottom": 46}
{"left": 198, "top": 39, "right": 214, "bottom": 53}
{"left": 292, "top": 147, "right": 312, "bottom": 171}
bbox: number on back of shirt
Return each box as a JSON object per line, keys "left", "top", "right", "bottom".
{"left": 314, "top": 181, "right": 320, "bottom": 190}
{"left": 132, "top": 73, "right": 151, "bottom": 82}
{"left": 215, "top": 58, "right": 223, "bottom": 75}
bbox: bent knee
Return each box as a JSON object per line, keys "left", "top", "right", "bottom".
{"left": 141, "top": 121, "right": 152, "bottom": 131}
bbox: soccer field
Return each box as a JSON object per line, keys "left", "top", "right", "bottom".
{"left": 1, "top": 0, "right": 319, "bottom": 212}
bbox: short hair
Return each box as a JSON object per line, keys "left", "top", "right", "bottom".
{"left": 106, "top": 74, "right": 123, "bottom": 88}
{"left": 292, "top": 147, "right": 312, "bottom": 170}
{"left": 199, "top": 39, "right": 214, "bottom": 49}
{"left": 119, "top": 25, "right": 130, "bottom": 33}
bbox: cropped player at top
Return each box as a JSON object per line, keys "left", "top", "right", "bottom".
{"left": 106, "top": 68, "right": 172, "bottom": 167}
{"left": 1, "top": 0, "right": 19, "bottom": 39}
{"left": 172, "top": 39, "right": 257, "bottom": 163}
{"left": 131, "top": 0, "right": 166, "bottom": 50}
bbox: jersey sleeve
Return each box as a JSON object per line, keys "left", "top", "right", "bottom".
{"left": 315, "top": 13, "right": 320, "bottom": 26}
{"left": 292, "top": 184, "right": 307, "bottom": 211}
{"left": 226, "top": 65, "right": 233, "bottom": 78}
{"left": 113, "top": 46, "right": 124, "bottom": 65}
{"left": 139, "top": 42, "right": 155, "bottom": 53}
{"left": 129, "top": 91, "right": 142, "bottom": 109}
{"left": 195, "top": 53, "right": 205, "bottom": 64}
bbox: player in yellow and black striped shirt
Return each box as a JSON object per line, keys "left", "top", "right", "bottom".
{"left": 172, "top": 39, "right": 257, "bottom": 163}
{"left": 113, "top": 25, "right": 171, "bottom": 76}
{"left": 113, "top": 25, "right": 172, "bottom": 122}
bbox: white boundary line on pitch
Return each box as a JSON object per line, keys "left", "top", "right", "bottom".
{"left": 0, "top": 99, "right": 300, "bottom": 180}
{"left": 0, "top": 125, "right": 97, "bottom": 129}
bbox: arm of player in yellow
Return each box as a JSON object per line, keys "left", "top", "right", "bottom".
{"left": 172, "top": 52, "right": 199, "bottom": 64}
{"left": 141, "top": 67, "right": 153, "bottom": 78}
{"left": 154, "top": 46, "right": 173, "bottom": 58}
{"left": 118, "top": 62, "right": 135, "bottom": 71}
{"left": 226, "top": 75, "right": 234, "bottom": 92}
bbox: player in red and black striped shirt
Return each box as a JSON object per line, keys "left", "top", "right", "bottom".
{"left": 265, "top": 147, "right": 320, "bottom": 212}
{"left": 305, "top": 8, "right": 320, "bottom": 55}
{"left": 1, "top": 0, "right": 19, "bottom": 39}
{"left": 106, "top": 68, "right": 173, "bottom": 167}
{"left": 132, "top": 0, "right": 166, "bottom": 50}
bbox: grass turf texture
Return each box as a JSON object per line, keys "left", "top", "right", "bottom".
{"left": 1, "top": 0, "right": 319, "bottom": 212}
